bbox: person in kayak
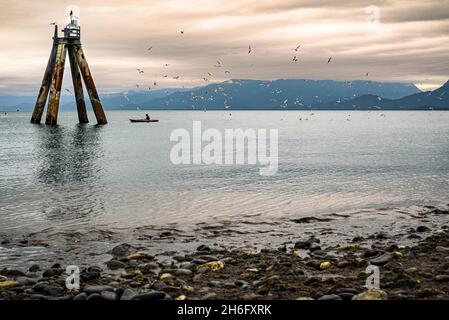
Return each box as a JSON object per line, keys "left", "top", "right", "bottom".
{"left": 145, "top": 114, "right": 150, "bottom": 121}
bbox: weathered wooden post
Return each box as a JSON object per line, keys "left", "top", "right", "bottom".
{"left": 31, "top": 11, "right": 107, "bottom": 125}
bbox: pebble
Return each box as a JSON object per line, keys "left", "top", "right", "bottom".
{"left": 42, "top": 269, "right": 62, "bottom": 278}
{"left": 86, "top": 293, "right": 104, "bottom": 300}
{"left": 101, "top": 291, "right": 117, "bottom": 301}
{"left": 134, "top": 291, "right": 166, "bottom": 300}
{"left": 120, "top": 288, "right": 137, "bottom": 300}
{"left": 160, "top": 273, "right": 175, "bottom": 281}
{"left": 435, "top": 275, "right": 449, "bottom": 282}
{"left": 83, "top": 285, "right": 114, "bottom": 294}
{"left": 338, "top": 292, "right": 355, "bottom": 300}
{"left": 138, "top": 262, "right": 159, "bottom": 273}
{"left": 309, "top": 243, "right": 322, "bottom": 252}
{"left": 199, "top": 255, "right": 220, "bottom": 262}
{"left": 0, "top": 280, "right": 20, "bottom": 289}
{"left": 234, "top": 280, "right": 249, "bottom": 289}
{"left": 151, "top": 280, "right": 167, "bottom": 290}
{"left": 29, "top": 265, "right": 41, "bottom": 273}
{"left": 319, "top": 261, "right": 332, "bottom": 270}
{"left": 33, "top": 283, "right": 64, "bottom": 296}
{"left": 80, "top": 271, "right": 101, "bottom": 281}
{"left": 73, "top": 292, "right": 87, "bottom": 300}
{"left": 201, "top": 292, "right": 217, "bottom": 300}
{"left": 294, "top": 241, "right": 311, "bottom": 249}
{"left": 111, "top": 243, "right": 133, "bottom": 258}
{"left": 106, "top": 260, "right": 127, "bottom": 270}
{"left": 191, "top": 258, "right": 207, "bottom": 265}
{"left": 121, "top": 270, "right": 142, "bottom": 279}
{"left": 0, "top": 269, "right": 26, "bottom": 277}
{"left": 175, "top": 269, "right": 192, "bottom": 276}
{"left": 416, "top": 226, "right": 430, "bottom": 233}
{"left": 364, "top": 249, "right": 381, "bottom": 258}
{"left": 405, "top": 267, "right": 418, "bottom": 274}
{"left": 352, "top": 289, "right": 388, "bottom": 300}
{"left": 197, "top": 244, "right": 211, "bottom": 252}
{"left": 370, "top": 252, "right": 394, "bottom": 266}
{"left": 317, "top": 294, "right": 342, "bottom": 300}
{"left": 126, "top": 252, "right": 154, "bottom": 261}
{"left": 436, "top": 246, "right": 449, "bottom": 253}
{"left": 336, "top": 261, "right": 351, "bottom": 268}
{"left": 16, "top": 277, "right": 37, "bottom": 286}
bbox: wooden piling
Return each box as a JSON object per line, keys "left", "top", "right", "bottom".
{"left": 31, "top": 27, "right": 58, "bottom": 124}
{"left": 74, "top": 46, "right": 107, "bottom": 124}
{"left": 68, "top": 45, "right": 89, "bottom": 123}
{"left": 32, "top": 19, "right": 107, "bottom": 126}
{"left": 45, "top": 42, "right": 67, "bottom": 126}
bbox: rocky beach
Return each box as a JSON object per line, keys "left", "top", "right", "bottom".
{"left": 1, "top": 206, "right": 449, "bottom": 300}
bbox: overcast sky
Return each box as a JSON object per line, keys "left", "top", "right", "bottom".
{"left": 1, "top": 0, "right": 448, "bottom": 95}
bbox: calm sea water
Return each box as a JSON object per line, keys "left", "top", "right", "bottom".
{"left": 1, "top": 110, "right": 449, "bottom": 236}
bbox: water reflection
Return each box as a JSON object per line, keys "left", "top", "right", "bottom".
{"left": 34, "top": 124, "right": 106, "bottom": 221}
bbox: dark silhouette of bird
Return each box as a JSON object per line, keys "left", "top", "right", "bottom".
{"left": 65, "top": 88, "right": 72, "bottom": 94}
{"left": 293, "top": 56, "right": 298, "bottom": 62}
{"left": 225, "top": 70, "right": 230, "bottom": 74}
{"left": 147, "top": 46, "right": 153, "bottom": 51}
{"left": 366, "top": 72, "right": 369, "bottom": 77}
{"left": 180, "top": 30, "right": 184, "bottom": 34}
{"left": 49, "top": 22, "right": 56, "bottom": 25}
{"left": 248, "top": 45, "right": 252, "bottom": 54}
{"left": 292, "top": 44, "right": 301, "bottom": 51}
{"left": 154, "top": 81, "right": 157, "bottom": 86}
{"left": 327, "top": 57, "right": 332, "bottom": 63}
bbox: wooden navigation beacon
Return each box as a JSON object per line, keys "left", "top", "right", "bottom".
{"left": 31, "top": 12, "right": 107, "bottom": 125}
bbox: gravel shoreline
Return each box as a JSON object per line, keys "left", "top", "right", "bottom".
{"left": 1, "top": 210, "right": 449, "bottom": 300}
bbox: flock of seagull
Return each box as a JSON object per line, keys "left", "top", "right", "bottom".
{"left": 59, "top": 27, "right": 377, "bottom": 117}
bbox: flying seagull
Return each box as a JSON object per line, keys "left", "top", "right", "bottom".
{"left": 327, "top": 57, "right": 332, "bottom": 64}
{"left": 147, "top": 46, "right": 153, "bottom": 51}
{"left": 292, "top": 44, "right": 301, "bottom": 51}
{"left": 49, "top": 22, "right": 56, "bottom": 25}
{"left": 248, "top": 45, "right": 252, "bottom": 54}
{"left": 293, "top": 56, "right": 298, "bottom": 63}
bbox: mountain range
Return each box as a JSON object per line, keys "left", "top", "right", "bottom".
{"left": 0, "top": 78, "right": 447, "bottom": 111}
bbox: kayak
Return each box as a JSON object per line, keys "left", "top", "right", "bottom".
{"left": 130, "top": 119, "right": 159, "bottom": 123}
